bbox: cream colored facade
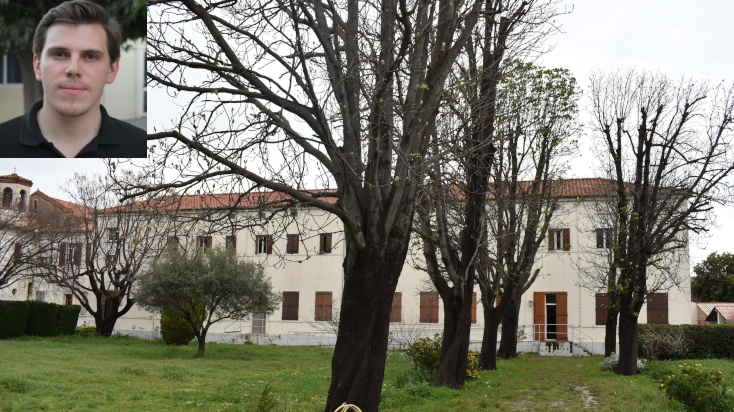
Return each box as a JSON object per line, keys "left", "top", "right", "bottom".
{"left": 0, "top": 177, "right": 693, "bottom": 353}
{"left": 0, "top": 38, "right": 146, "bottom": 124}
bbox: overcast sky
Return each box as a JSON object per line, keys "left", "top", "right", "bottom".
{"left": 1, "top": 0, "right": 732, "bottom": 267}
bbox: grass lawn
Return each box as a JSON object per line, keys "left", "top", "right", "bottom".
{"left": 0, "top": 336, "right": 732, "bottom": 411}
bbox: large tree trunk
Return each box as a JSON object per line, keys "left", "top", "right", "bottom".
{"left": 616, "top": 307, "right": 639, "bottom": 375}
{"left": 95, "top": 316, "right": 116, "bottom": 337}
{"left": 604, "top": 307, "right": 619, "bottom": 357}
{"left": 16, "top": 53, "right": 44, "bottom": 113}
{"left": 323, "top": 240, "right": 408, "bottom": 412}
{"left": 196, "top": 335, "right": 206, "bottom": 357}
{"left": 497, "top": 297, "right": 521, "bottom": 359}
{"left": 478, "top": 310, "right": 500, "bottom": 370}
{"left": 433, "top": 277, "right": 474, "bottom": 388}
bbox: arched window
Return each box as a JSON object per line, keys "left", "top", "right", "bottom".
{"left": 33, "top": 199, "right": 38, "bottom": 213}
{"left": 1, "top": 188, "right": 12, "bottom": 208}
{"left": 19, "top": 190, "right": 27, "bottom": 210}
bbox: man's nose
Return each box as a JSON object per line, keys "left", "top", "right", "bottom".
{"left": 65, "top": 54, "right": 82, "bottom": 76}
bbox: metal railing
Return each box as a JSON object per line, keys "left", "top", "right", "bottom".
{"left": 529, "top": 323, "right": 594, "bottom": 356}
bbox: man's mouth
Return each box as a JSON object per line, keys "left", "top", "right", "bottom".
{"left": 59, "top": 84, "right": 86, "bottom": 95}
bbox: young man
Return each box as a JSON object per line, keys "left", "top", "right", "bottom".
{"left": 0, "top": 0, "right": 146, "bottom": 158}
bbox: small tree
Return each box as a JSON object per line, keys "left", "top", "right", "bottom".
{"left": 136, "top": 247, "right": 280, "bottom": 357}
{"left": 692, "top": 252, "right": 734, "bottom": 302}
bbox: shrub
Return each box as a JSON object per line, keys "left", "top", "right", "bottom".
{"left": 599, "top": 353, "right": 647, "bottom": 374}
{"left": 404, "top": 333, "right": 479, "bottom": 380}
{"left": 55, "top": 305, "right": 81, "bottom": 336}
{"left": 75, "top": 326, "right": 97, "bottom": 337}
{"left": 659, "top": 363, "right": 730, "bottom": 412}
{"left": 639, "top": 326, "right": 692, "bottom": 360}
{"left": 639, "top": 324, "right": 734, "bottom": 360}
{"left": 0, "top": 300, "right": 30, "bottom": 339}
{"left": 160, "top": 309, "right": 195, "bottom": 346}
{"left": 26, "top": 301, "right": 59, "bottom": 337}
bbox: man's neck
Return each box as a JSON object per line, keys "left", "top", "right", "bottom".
{"left": 36, "top": 100, "right": 102, "bottom": 158}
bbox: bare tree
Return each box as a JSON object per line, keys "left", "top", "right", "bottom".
{"left": 127, "top": 0, "right": 490, "bottom": 408}
{"left": 588, "top": 70, "right": 734, "bottom": 375}
{"left": 34, "top": 173, "right": 168, "bottom": 336}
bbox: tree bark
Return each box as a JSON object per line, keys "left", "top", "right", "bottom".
{"left": 478, "top": 309, "right": 500, "bottom": 370}
{"left": 497, "top": 297, "right": 521, "bottom": 359}
{"left": 433, "top": 277, "right": 474, "bottom": 388}
{"left": 196, "top": 335, "right": 206, "bottom": 357}
{"left": 604, "top": 307, "right": 619, "bottom": 357}
{"left": 16, "top": 53, "right": 43, "bottom": 113}
{"left": 323, "top": 239, "right": 408, "bottom": 412}
{"left": 616, "top": 306, "right": 639, "bottom": 375}
{"left": 96, "top": 319, "right": 116, "bottom": 337}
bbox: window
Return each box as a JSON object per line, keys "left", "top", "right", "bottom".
{"left": 315, "top": 292, "right": 333, "bottom": 321}
{"left": 59, "top": 243, "right": 82, "bottom": 265}
{"left": 225, "top": 235, "right": 237, "bottom": 251}
{"left": 548, "top": 228, "right": 570, "bottom": 251}
{"left": 2, "top": 187, "right": 12, "bottom": 208}
{"left": 18, "top": 190, "right": 26, "bottom": 210}
{"left": 27, "top": 281, "right": 33, "bottom": 300}
{"left": 390, "top": 292, "right": 402, "bottom": 323}
{"left": 197, "top": 235, "right": 212, "bottom": 253}
{"left": 256, "top": 235, "right": 272, "bottom": 254}
{"left": 0, "top": 54, "right": 22, "bottom": 85}
{"left": 596, "top": 229, "right": 612, "bottom": 249}
{"left": 33, "top": 199, "right": 38, "bottom": 213}
{"left": 108, "top": 228, "right": 120, "bottom": 241}
{"left": 319, "top": 233, "right": 332, "bottom": 254}
{"left": 533, "top": 292, "right": 568, "bottom": 340}
{"left": 13, "top": 243, "right": 21, "bottom": 263}
{"left": 647, "top": 293, "right": 669, "bottom": 324}
{"left": 166, "top": 236, "right": 179, "bottom": 249}
{"left": 65, "top": 294, "right": 73, "bottom": 305}
{"left": 286, "top": 234, "right": 299, "bottom": 254}
{"left": 35, "top": 291, "right": 46, "bottom": 302}
{"left": 105, "top": 253, "right": 116, "bottom": 267}
{"left": 419, "top": 291, "right": 439, "bottom": 323}
{"left": 471, "top": 292, "right": 477, "bottom": 324}
{"left": 595, "top": 293, "right": 609, "bottom": 325}
{"left": 282, "top": 292, "right": 299, "bottom": 321}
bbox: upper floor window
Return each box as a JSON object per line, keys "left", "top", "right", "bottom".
{"left": 319, "top": 233, "right": 332, "bottom": 254}
{"left": 0, "top": 54, "right": 22, "bottom": 86}
{"left": 108, "top": 228, "right": 120, "bottom": 241}
{"left": 197, "top": 235, "right": 212, "bottom": 253}
{"left": 548, "top": 228, "right": 570, "bottom": 251}
{"left": 225, "top": 235, "right": 237, "bottom": 251}
{"left": 596, "top": 228, "right": 612, "bottom": 249}
{"left": 286, "top": 234, "right": 299, "bottom": 254}
{"left": 256, "top": 235, "right": 272, "bottom": 254}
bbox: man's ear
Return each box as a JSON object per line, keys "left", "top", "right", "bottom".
{"left": 33, "top": 55, "right": 42, "bottom": 82}
{"left": 106, "top": 58, "right": 120, "bottom": 84}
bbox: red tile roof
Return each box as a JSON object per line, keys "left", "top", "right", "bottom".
{"left": 0, "top": 173, "right": 33, "bottom": 187}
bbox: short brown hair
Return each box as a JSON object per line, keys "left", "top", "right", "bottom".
{"left": 33, "top": 0, "right": 122, "bottom": 63}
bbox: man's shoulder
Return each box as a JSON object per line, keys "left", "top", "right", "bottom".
{"left": 109, "top": 117, "right": 147, "bottom": 140}
{"left": 102, "top": 116, "right": 147, "bottom": 158}
{"left": 0, "top": 114, "right": 24, "bottom": 137}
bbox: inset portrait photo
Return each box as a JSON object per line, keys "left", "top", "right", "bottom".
{"left": 0, "top": 0, "right": 146, "bottom": 158}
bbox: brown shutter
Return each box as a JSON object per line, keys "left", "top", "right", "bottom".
{"left": 315, "top": 292, "right": 332, "bottom": 321}
{"left": 73, "top": 244, "right": 82, "bottom": 266}
{"left": 324, "top": 292, "right": 333, "bottom": 321}
{"left": 556, "top": 292, "right": 568, "bottom": 340}
{"left": 595, "top": 293, "right": 609, "bottom": 325}
{"left": 471, "top": 292, "right": 477, "bottom": 324}
{"left": 315, "top": 292, "right": 323, "bottom": 320}
{"left": 205, "top": 236, "right": 212, "bottom": 252}
{"left": 420, "top": 292, "right": 429, "bottom": 323}
{"left": 266, "top": 235, "right": 273, "bottom": 254}
{"left": 429, "top": 292, "right": 439, "bottom": 323}
{"left": 390, "top": 292, "right": 402, "bottom": 322}
{"left": 59, "top": 243, "right": 67, "bottom": 265}
{"left": 325, "top": 234, "right": 332, "bottom": 253}
{"left": 660, "top": 294, "right": 668, "bottom": 324}
{"left": 596, "top": 229, "right": 604, "bottom": 248}
{"left": 533, "top": 292, "right": 545, "bottom": 340}
{"left": 562, "top": 228, "right": 571, "bottom": 251}
{"left": 647, "top": 294, "right": 657, "bottom": 324}
{"left": 226, "top": 235, "right": 237, "bottom": 250}
{"left": 282, "top": 292, "right": 299, "bottom": 321}
{"left": 13, "top": 243, "right": 21, "bottom": 263}
{"left": 647, "top": 293, "right": 668, "bottom": 324}
{"left": 287, "top": 234, "right": 299, "bottom": 254}
{"left": 548, "top": 230, "right": 554, "bottom": 251}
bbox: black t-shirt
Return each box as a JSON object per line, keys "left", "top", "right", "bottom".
{"left": 0, "top": 100, "right": 147, "bottom": 158}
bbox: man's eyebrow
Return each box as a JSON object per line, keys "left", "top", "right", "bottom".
{"left": 46, "top": 46, "right": 104, "bottom": 55}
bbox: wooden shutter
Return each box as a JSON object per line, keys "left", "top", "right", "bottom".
{"left": 595, "top": 293, "right": 609, "bottom": 325}
{"left": 13, "top": 243, "right": 21, "bottom": 263}
{"left": 287, "top": 234, "right": 299, "bottom": 254}
{"left": 226, "top": 235, "right": 237, "bottom": 250}
{"left": 315, "top": 292, "right": 332, "bottom": 321}
{"left": 390, "top": 292, "right": 402, "bottom": 322}
{"left": 596, "top": 229, "right": 604, "bottom": 248}
{"left": 73, "top": 244, "right": 82, "bottom": 266}
{"left": 548, "top": 230, "right": 554, "bottom": 251}
{"left": 471, "top": 292, "right": 477, "bottom": 324}
{"left": 533, "top": 291, "right": 545, "bottom": 340}
{"left": 59, "top": 243, "right": 67, "bottom": 265}
{"left": 325, "top": 233, "right": 332, "bottom": 253}
{"left": 65, "top": 294, "right": 73, "bottom": 305}
{"left": 282, "top": 292, "right": 299, "bottom": 321}
{"left": 420, "top": 292, "right": 439, "bottom": 323}
{"left": 420, "top": 292, "right": 429, "bottom": 323}
{"left": 556, "top": 292, "right": 568, "bottom": 340}
{"left": 266, "top": 235, "right": 273, "bottom": 254}
{"left": 562, "top": 228, "right": 570, "bottom": 251}
{"left": 429, "top": 292, "right": 439, "bottom": 323}
{"left": 647, "top": 293, "right": 668, "bottom": 324}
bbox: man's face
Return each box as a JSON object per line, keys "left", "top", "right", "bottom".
{"left": 33, "top": 23, "right": 119, "bottom": 117}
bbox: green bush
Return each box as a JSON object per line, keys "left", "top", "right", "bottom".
{"left": 658, "top": 362, "right": 730, "bottom": 412}
{"left": 0, "top": 300, "right": 30, "bottom": 339}
{"left": 75, "top": 326, "right": 97, "bottom": 337}
{"left": 26, "top": 301, "right": 59, "bottom": 337}
{"left": 55, "top": 305, "right": 81, "bottom": 336}
{"left": 160, "top": 309, "right": 195, "bottom": 346}
{"left": 639, "top": 324, "right": 734, "bottom": 360}
{"left": 404, "top": 334, "right": 479, "bottom": 380}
